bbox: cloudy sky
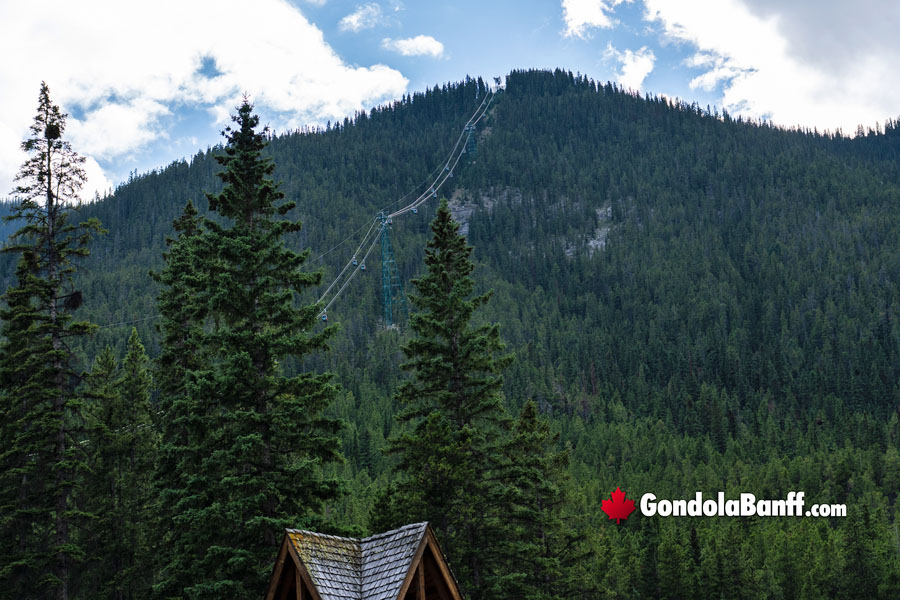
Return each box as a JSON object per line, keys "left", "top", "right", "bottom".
{"left": 2, "top": 0, "right": 898, "bottom": 200}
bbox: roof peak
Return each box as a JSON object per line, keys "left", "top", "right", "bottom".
{"left": 361, "top": 522, "right": 427, "bottom": 544}
{"left": 283, "top": 522, "right": 431, "bottom": 600}
{"left": 285, "top": 521, "right": 428, "bottom": 545}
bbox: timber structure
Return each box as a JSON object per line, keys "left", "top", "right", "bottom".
{"left": 264, "top": 522, "right": 463, "bottom": 600}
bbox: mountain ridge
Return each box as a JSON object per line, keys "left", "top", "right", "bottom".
{"left": 4, "top": 71, "right": 900, "bottom": 596}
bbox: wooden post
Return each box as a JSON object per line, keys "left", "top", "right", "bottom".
{"left": 417, "top": 563, "right": 426, "bottom": 600}
{"left": 297, "top": 569, "right": 304, "bottom": 600}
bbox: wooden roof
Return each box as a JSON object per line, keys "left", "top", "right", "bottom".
{"left": 265, "top": 523, "right": 462, "bottom": 600}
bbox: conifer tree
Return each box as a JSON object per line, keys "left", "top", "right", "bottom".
{"left": 156, "top": 99, "right": 341, "bottom": 599}
{"left": 378, "top": 199, "right": 513, "bottom": 600}
{"left": 841, "top": 504, "right": 881, "bottom": 599}
{"left": 0, "top": 254, "right": 57, "bottom": 599}
{"left": 0, "top": 82, "right": 103, "bottom": 600}
{"left": 656, "top": 522, "right": 693, "bottom": 600}
{"left": 151, "top": 200, "right": 204, "bottom": 409}
{"left": 80, "top": 330, "right": 155, "bottom": 599}
{"left": 150, "top": 201, "right": 209, "bottom": 598}
{"left": 79, "top": 346, "right": 119, "bottom": 595}
{"left": 117, "top": 328, "right": 156, "bottom": 598}
{"left": 503, "top": 401, "right": 590, "bottom": 600}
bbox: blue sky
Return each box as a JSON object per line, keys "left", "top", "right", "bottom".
{"left": 1, "top": 0, "right": 899, "bottom": 200}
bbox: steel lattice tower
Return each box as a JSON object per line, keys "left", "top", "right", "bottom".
{"left": 379, "top": 213, "right": 409, "bottom": 327}
{"left": 464, "top": 123, "right": 477, "bottom": 157}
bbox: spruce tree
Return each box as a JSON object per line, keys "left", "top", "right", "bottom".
{"left": 0, "top": 82, "right": 103, "bottom": 600}
{"left": 79, "top": 346, "right": 119, "bottom": 596}
{"left": 151, "top": 200, "right": 204, "bottom": 407}
{"left": 150, "top": 201, "right": 209, "bottom": 598}
{"left": 80, "top": 330, "right": 155, "bottom": 599}
{"left": 656, "top": 522, "right": 693, "bottom": 600}
{"left": 503, "top": 401, "right": 590, "bottom": 600}
{"left": 841, "top": 504, "right": 881, "bottom": 599}
{"left": 378, "top": 199, "right": 513, "bottom": 600}
{"left": 0, "top": 254, "right": 58, "bottom": 599}
{"left": 116, "top": 329, "right": 156, "bottom": 599}
{"left": 156, "top": 99, "right": 341, "bottom": 599}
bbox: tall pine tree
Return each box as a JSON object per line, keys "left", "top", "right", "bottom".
{"left": 377, "top": 199, "right": 514, "bottom": 600}
{"left": 0, "top": 82, "right": 103, "bottom": 600}
{"left": 80, "top": 329, "right": 155, "bottom": 599}
{"left": 151, "top": 201, "right": 210, "bottom": 599}
{"left": 155, "top": 99, "right": 342, "bottom": 599}
{"left": 502, "top": 401, "right": 592, "bottom": 600}
{"left": 0, "top": 253, "right": 58, "bottom": 599}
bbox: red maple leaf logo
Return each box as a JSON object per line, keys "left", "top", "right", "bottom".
{"left": 601, "top": 487, "right": 636, "bottom": 524}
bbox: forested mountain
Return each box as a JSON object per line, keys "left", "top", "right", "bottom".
{"left": 4, "top": 69, "right": 900, "bottom": 598}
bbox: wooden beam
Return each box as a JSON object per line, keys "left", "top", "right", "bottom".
{"left": 424, "top": 551, "right": 452, "bottom": 600}
{"left": 265, "top": 536, "right": 292, "bottom": 600}
{"left": 424, "top": 528, "right": 463, "bottom": 600}
{"left": 418, "top": 563, "right": 426, "bottom": 600}
{"left": 296, "top": 567, "right": 304, "bottom": 600}
{"left": 396, "top": 530, "right": 429, "bottom": 600}
{"left": 287, "top": 537, "right": 325, "bottom": 600}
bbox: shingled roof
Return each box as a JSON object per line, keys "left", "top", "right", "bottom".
{"left": 265, "top": 522, "right": 463, "bottom": 600}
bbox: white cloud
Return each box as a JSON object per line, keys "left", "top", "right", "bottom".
{"left": 381, "top": 36, "right": 445, "bottom": 58}
{"left": 339, "top": 3, "right": 382, "bottom": 32}
{"left": 82, "top": 156, "right": 113, "bottom": 202}
{"left": 0, "top": 1, "right": 408, "bottom": 199}
{"left": 606, "top": 44, "right": 655, "bottom": 91}
{"left": 740, "top": 0, "right": 900, "bottom": 77}
{"left": 66, "top": 98, "right": 171, "bottom": 161}
{"left": 0, "top": 122, "right": 25, "bottom": 200}
{"left": 562, "top": 0, "right": 629, "bottom": 38}
{"left": 643, "top": 0, "right": 900, "bottom": 133}
{"left": 683, "top": 53, "right": 742, "bottom": 92}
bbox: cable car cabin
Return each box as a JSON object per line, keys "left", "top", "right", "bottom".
{"left": 360, "top": 263, "right": 366, "bottom": 271}
{"left": 412, "top": 207, "right": 418, "bottom": 214}
{"left": 264, "top": 522, "right": 464, "bottom": 600}
{"left": 321, "top": 313, "right": 327, "bottom": 322}
{"left": 352, "top": 258, "right": 358, "bottom": 266}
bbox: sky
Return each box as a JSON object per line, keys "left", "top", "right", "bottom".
{"left": 1, "top": 0, "right": 899, "bottom": 201}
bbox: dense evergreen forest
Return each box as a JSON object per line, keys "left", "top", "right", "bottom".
{"left": 4, "top": 69, "right": 900, "bottom": 599}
